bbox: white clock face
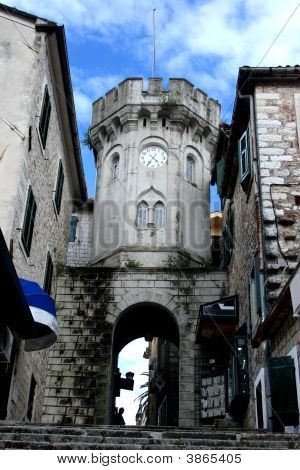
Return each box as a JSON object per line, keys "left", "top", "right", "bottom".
{"left": 139, "top": 146, "right": 168, "bottom": 168}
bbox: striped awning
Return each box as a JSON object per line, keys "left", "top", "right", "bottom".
{"left": 19, "top": 279, "right": 58, "bottom": 352}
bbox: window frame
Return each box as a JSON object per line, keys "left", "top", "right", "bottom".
{"left": 112, "top": 155, "right": 120, "bottom": 180}
{"left": 238, "top": 128, "right": 252, "bottom": 190}
{"left": 186, "top": 156, "right": 194, "bottom": 183}
{"left": 154, "top": 201, "right": 165, "bottom": 229}
{"left": 21, "top": 186, "right": 37, "bottom": 257}
{"left": 39, "top": 85, "right": 51, "bottom": 149}
{"left": 137, "top": 201, "right": 149, "bottom": 228}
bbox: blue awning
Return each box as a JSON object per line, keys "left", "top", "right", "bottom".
{"left": 19, "top": 279, "right": 59, "bottom": 352}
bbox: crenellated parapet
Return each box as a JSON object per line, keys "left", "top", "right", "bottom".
{"left": 91, "top": 78, "right": 220, "bottom": 152}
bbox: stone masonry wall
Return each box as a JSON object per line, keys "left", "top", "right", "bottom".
{"left": 42, "top": 267, "right": 227, "bottom": 427}
{"left": 255, "top": 85, "right": 300, "bottom": 304}
{"left": 1, "top": 25, "right": 79, "bottom": 423}
{"left": 225, "top": 177, "right": 262, "bottom": 429}
{"left": 67, "top": 206, "right": 93, "bottom": 267}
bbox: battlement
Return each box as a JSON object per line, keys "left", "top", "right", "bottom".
{"left": 92, "top": 78, "right": 220, "bottom": 129}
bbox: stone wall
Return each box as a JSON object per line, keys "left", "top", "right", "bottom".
{"left": 67, "top": 205, "right": 94, "bottom": 267}
{"left": 42, "top": 267, "right": 227, "bottom": 426}
{"left": 255, "top": 85, "right": 300, "bottom": 304}
{"left": 0, "top": 13, "right": 83, "bottom": 423}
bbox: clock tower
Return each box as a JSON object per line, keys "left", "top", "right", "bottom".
{"left": 90, "top": 78, "right": 220, "bottom": 267}
{"left": 45, "top": 78, "right": 228, "bottom": 427}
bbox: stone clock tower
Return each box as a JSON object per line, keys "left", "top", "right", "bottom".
{"left": 90, "top": 78, "right": 220, "bottom": 267}
{"left": 43, "top": 78, "right": 228, "bottom": 428}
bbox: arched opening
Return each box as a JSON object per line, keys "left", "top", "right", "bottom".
{"left": 109, "top": 302, "right": 180, "bottom": 426}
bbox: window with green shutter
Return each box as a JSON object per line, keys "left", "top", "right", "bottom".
{"left": 43, "top": 252, "right": 53, "bottom": 295}
{"left": 69, "top": 215, "right": 78, "bottom": 242}
{"left": 249, "top": 253, "right": 262, "bottom": 335}
{"left": 21, "top": 186, "right": 37, "bottom": 256}
{"left": 238, "top": 129, "right": 252, "bottom": 191}
{"left": 54, "top": 160, "right": 64, "bottom": 215}
{"left": 216, "top": 159, "right": 224, "bottom": 196}
{"left": 39, "top": 85, "right": 51, "bottom": 149}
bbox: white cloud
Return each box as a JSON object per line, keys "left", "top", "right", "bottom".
{"left": 7, "top": 0, "right": 300, "bottom": 108}
{"left": 73, "top": 89, "right": 92, "bottom": 128}
{"left": 72, "top": 69, "right": 123, "bottom": 127}
{"left": 116, "top": 338, "right": 149, "bottom": 425}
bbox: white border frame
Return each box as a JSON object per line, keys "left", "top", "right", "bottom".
{"left": 254, "top": 367, "right": 268, "bottom": 429}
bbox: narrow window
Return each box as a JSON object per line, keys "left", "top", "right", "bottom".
{"left": 26, "top": 375, "right": 37, "bottom": 422}
{"left": 137, "top": 201, "right": 148, "bottom": 227}
{"left": 28, "top": 126, "right": 32, "bottom": 152}
{"left": 162, "top": 118, "right": 166, "bottom": 127}
{"left": 43, "top": 252, "right": 54, "bottom": 295}
{"left": 54, "top": 160, "right": 64, "bottom": 215}
{"left": 154, "top": 201, "right": 165, "bottom": 228}
{"left": 143, "top": 118, "right": 147, "bottom": 127}
{"left": 39, "top": 85, "right": 51, "bottom": 149}
{"left": 21, "top": 186, "right": 37, "bottom": 256}
{"left": 249, "top": 253, "right": 262, "bottom": 334}
{"left": 238, "top": 128, "right": 252, "bottom": 191}
{"left": 69, "top": 215, "right": 78, "bottom": 242}
{"left": 112, "top": 155, "right": 120, "bottom": 180}
{"left": 186, "top": 156, "right": 194, "bottom": 183}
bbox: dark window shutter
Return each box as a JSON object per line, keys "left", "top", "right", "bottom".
{"left": 39, "top": 85, "right": 51, "bottom": 149}
{"left": 238, "top": 129, "right": 251, "bottom": 191}
{"left": 216, "top": 159, "right": 224, "bottom": 196}
{"left": 69, "top": 216, "right": 78, "bottom": 242}
{"left": 269, "top": 356, "right": 299, "bottom": 426}
{"left": 21, "top": 186, "right": 37, "bottom": 256}
{"left": 254, "top": 254, "right": 262, "bottom": 315}
{"left": 55, "top": 161, "right": 64, "bottom": 214}
{"left": 43, "top": 252, "right": 54, "bottom": 295}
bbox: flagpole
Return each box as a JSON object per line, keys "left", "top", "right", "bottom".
{"left": 152, "top": 8, "right": 156, "bottom": 78}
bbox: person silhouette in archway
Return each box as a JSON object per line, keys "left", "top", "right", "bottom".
{"left": 113, "top": 407, "right": 125, "bottom": 425}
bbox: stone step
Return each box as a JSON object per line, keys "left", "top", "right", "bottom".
{"left": 0, "top": 424, "right": 299, "bottom": 450}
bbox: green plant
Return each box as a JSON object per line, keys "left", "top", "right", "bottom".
{"left": 125, "top": 259, "right": 143, "bottom": 268}
{"left": 82, "top": 127, "right": 93, "bottom": 150}
{"left": 160, "top": 94, "right": 178, "bottom": 107}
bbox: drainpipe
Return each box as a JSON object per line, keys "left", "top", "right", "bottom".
{"left": 238, "top": 92, "right": 273, "bottom": 431}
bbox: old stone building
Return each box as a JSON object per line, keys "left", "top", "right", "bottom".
{"left": 42, "top": 77, "right": 233, "bottom": 427}
{"left": 0, "top": 4, "right": 86, "bottom": 423}
{"left": 214, "top": 66, "right": 300, "bottom": 431}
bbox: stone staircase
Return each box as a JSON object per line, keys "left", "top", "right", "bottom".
{"left": 0, "top": 424, "right": 299, "bottom": 449}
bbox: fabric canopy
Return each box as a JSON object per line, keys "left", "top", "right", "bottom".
{"left": 19, "top": 279, "right": 59, "bottom": 352}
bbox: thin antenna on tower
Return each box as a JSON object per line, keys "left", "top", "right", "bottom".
{"left": 152, "top": 8, "right": 156, "bottom": 78}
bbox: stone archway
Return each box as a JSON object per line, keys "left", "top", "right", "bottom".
{"left": 108, "top": 302, "right": 180, "bottom": 425}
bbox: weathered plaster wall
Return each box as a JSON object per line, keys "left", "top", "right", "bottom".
{"left": 0, "top": 12, "right": 80, "bottom": 423}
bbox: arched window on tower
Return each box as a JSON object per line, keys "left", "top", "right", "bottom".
{"left": 137, "top": 201, "right": 149, "bottom": 227}
{"left": 112, "top": 155, "right": 120, "bottom": 180}
{"left": 186, "top": 156, "right": 194, "bottom": 183}
{"left": 154, "top": 201, "right": 165, "bottom": 228}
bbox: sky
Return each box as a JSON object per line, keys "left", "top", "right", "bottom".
{"left": 5, "top": 0, "right": 300, "bottom": 199}
{"left": 5, "top": 0, "right": 300, "bottom": 424}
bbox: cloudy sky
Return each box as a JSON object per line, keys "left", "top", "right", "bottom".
{"left": 5, "top": 0, "right": 300, "bottom": 197}
{"left": 5, "top": 0, "right": 300, "bottom": 423}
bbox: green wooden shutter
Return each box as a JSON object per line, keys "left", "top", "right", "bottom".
{"left": 21, "top": 186, "right": 37, "bottom": 256}
{"left": 254, "top": 253, "right": 262, "bottom": 316}
{"left": 69, "top": 215, "right": 78, "bottom": 242}
{"left": 269, "top": 356, "right": 299, "bottom": 426}
{"left": 43, "top": 252, "right": 53, "bottom": 295}
{"left": 39, "top": 85, "right": 51, "bottom": 149}
{"left": 55, "top": 161, "right": 64, "bottom": 214}
{"left": 238, "top": 129, "right": 252, "bottom": 191}
{"left": 216, "top": 159, "right": 224, "bottom": 196}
